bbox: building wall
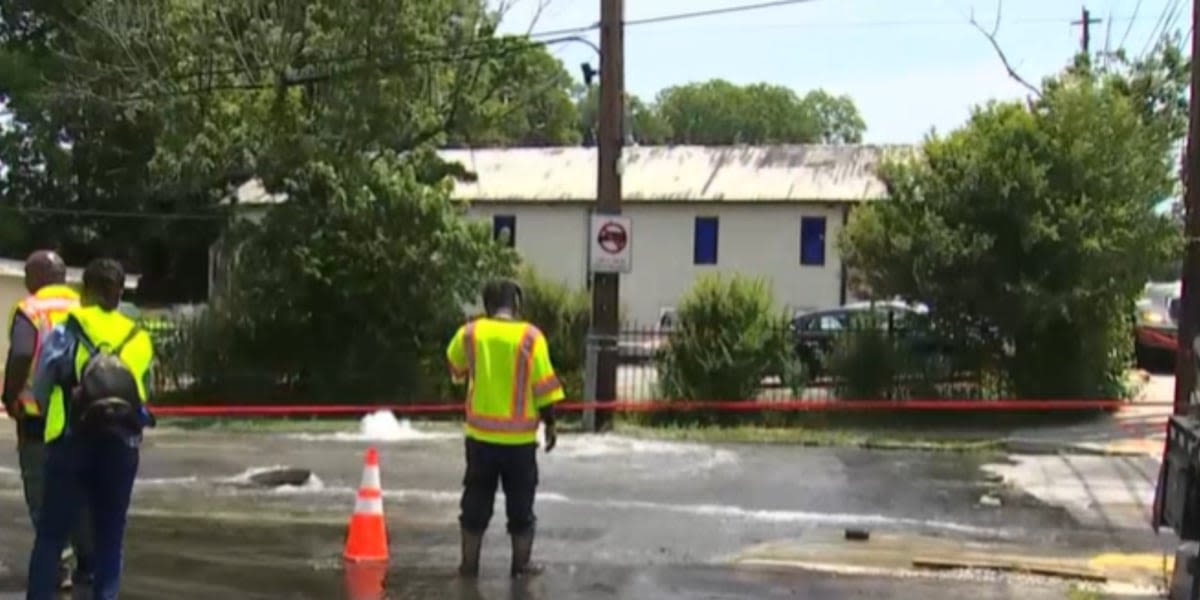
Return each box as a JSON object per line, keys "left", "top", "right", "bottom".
{"left": 467, "top": 201, "right": 848, "bottom": 325}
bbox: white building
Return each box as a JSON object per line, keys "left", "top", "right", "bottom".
{"left": 445, "top": 145, "right": 897, "bottom": 325}
{"left": 222, "top": 144, "right": 901, "bottom": 325}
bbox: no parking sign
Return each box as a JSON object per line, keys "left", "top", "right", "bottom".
{"left": 589, "top": 214, "right": 632, "bottom": 274}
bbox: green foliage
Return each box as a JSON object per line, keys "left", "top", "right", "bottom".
{"left": 191, "top": 154, "right": 516, "bottom": 403}
{"left": 576, "top": 87, "right": 673, "bottom": 145}
{"left": 653, "top": 80, "right": 866, "bottom": 144}
{"left": 515, "top": 267, "right": 589, "bottom": 399}
{"left": 826, "top": 315, "right": 904, "bottom": 401}
{"left": 575, "top": 79, "right": 865, "bottom": 145}
{"left": 840, "top": 43, "right": 1183, "bottom": 400}
{"left": 654, "top": 274, "right": 792, "bottom": 424}
{"left": 0, "top": 0, "right": 580, "bottom": 299}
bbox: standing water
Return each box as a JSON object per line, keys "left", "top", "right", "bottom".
{"left": 289, "top": 410, "right": 455, "bottom": 442}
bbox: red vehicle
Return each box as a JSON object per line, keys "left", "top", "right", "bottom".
{"left": 1135, "top": 280, "right": 1180, "bottom": 367}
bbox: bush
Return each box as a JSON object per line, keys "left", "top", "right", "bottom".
{"left": 516, "top": 267, "right": 589, "bottom": 399}
{"left": 825, "top": 314, "right": 904, "bottom": 401}
{"left": 654, "top": 274, "right": 792, "bottom": 425}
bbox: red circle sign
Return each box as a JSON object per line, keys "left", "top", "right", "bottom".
{"left": 597, "top": 221, "right": 627, "bottom": 254}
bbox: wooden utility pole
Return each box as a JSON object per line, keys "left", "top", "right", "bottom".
{"left": 590, "top": 0, "right": 624, "bottom": 431}
{"left": 1071, "top": 6, "right": 1101, "bottom": 53}
{"left": 1174, "top": 0, "right": 1200, "bottom": 415}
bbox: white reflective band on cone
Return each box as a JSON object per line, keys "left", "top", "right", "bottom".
{"left": 355, "top": 496, "right": 385, "bottom": 515}
{"left": 360, "top": 466, "right": 381, "bottom": 490}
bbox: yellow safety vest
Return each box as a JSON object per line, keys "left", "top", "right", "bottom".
{"left": 446, "top": 318, "right": 565, "bottom": 445}
{"left": 44, "top": 305, "right": 154, "bottom": 443}
{"left": 8, "top": 285, "right": 80, "bottom": 418}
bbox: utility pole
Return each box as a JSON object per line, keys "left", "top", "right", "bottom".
{"left": 1071, "top": 6, "right": 1102, "bottom": 54}
{"left": 1174, "top": 0, "right": 1200, "bottom": 415}
{"left": 590, "top": 0, "right": 624, "bottom": 431}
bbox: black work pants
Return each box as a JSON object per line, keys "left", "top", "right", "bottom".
{"left": 459, "top": 437, "right": 538, "bottom": 535}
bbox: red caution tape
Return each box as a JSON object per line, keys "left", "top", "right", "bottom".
{"left": 142, "top": 398, "right": 1173, "bottom": 418}
{"left": 1, "top": 399, "right": 1174, "bottom": 418}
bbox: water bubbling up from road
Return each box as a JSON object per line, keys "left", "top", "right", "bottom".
{"left": 288, "top": 410, "right": 457, "bottom": 442}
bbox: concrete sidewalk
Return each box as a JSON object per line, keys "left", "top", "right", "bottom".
{"left": 1004, "top": 371, "right": 1170, "bottom": 460}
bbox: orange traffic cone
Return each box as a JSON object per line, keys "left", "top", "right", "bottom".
{"left": 344, "top": 446, "right": 389, "bottom": 563}
{"left": 343, "top": 562, "right": 388, "bottom": 600}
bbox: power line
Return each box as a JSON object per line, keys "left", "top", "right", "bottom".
{"left": 1120, "top": 0, "right": 1146, "bottom": 48}
{"left": 525, "top": 2, "right": 1158, "bottom": 40}
{"left": 601, "top": 14, "right": 1154, "bottom": 33}
{"left": 528, "top": 0, "right": 821, "bottom": 39}
{"left": 59, "top": 34, "right": 590, "bottom": 105}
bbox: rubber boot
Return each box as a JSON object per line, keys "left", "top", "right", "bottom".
{"left": 458, "top": 529, "right": 484, "bottom": 577}
{"left": 509, "top": 528, "right": 543, "bottom": 578}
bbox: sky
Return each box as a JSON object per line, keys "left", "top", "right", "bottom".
{"left": 496, "top": 0, "right": 1191, "bottom": 144}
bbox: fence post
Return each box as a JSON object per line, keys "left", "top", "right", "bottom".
{"left": 583, "top": 335, "right": 600, "bottom": 432}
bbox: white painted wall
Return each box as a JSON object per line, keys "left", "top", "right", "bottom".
{"left": 467, "top": 201, "right": 848, "bottom": 325}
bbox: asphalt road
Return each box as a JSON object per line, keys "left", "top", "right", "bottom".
{"left": 0, "top": 419, "right": 1171, "bottom": 598}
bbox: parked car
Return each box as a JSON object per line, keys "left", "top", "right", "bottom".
{"left": 1135, "top": 280, "right": 1181, "bottom": 367}
{"left": 619, "top": 308, "right": 676, "bottom": 363}
{"left": 789, "top": 300, "right": 936, "bottom": 378}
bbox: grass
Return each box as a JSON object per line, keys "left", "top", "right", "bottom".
{"left": 1064, "top": 583, "right": 1102, "bottom": 600}
{"left": 147, "top": 400, "right": 1117, "bottom": 454}
{"left": 612, "top": 422, "right": 1008, "bottom": 453}
{"left": 154, "top": 414, "right": 1023, "bottom": 453}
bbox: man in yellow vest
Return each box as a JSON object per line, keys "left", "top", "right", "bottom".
{"left": 2, "top": 250, "right": 93, "bottom": 591}
{"left": 25, "top": 258, "right": 154, "bottom": 600}
{"left": 446, "top": 278, "right": 565, "bottom": 578}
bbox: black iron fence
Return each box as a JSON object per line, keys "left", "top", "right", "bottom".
{"left": 138, "top": 317, "right": 998, "bottom": 406}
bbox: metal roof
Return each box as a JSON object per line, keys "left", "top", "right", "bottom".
{"left": 231, "top": 144, "right": 908, "bottom": 206}
{"left": 440, "top": 144, "right": 905, "bottom": 203}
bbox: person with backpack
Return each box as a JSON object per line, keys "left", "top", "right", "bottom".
{"left": 24, "top": 258, "right": 154, "bottom": 600}
{"left": 2, "top": 250, "right": 94, "bottom": 591}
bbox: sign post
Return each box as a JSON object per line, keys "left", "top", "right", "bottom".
{"left": 589, "top": 215, "right": 632, "bottom": 274}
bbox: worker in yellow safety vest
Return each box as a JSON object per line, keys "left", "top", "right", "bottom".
{"left": 26, "top": 258, "right": 154, "bottom": 600}
{"left": 446, "top": 278, "right": 565, "bottom": 578}
{"left": 1, "top": 250, "right": 93, "bottom": 591}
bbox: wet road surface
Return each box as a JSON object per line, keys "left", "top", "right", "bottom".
{"left": 0, "top": 420, "right": 1171, "bottom": 598}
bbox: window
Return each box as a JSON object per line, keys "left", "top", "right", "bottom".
{"left": 693, "top": 216, "right": 719, "bottom": 265}
{"left": 800, "top": 216, "right": 826, "bottom": 266}
{"left": 493, "top": 215, "right": 516, "bottom": 247}
{"left": 818, "top": 314, "right": 847, "bottom": 331}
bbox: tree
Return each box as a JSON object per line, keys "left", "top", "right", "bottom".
{"left": 800, "top": 90, "right": 866, "bottom": 144}
{"left": 839, "top": 43, "right": 1184, "bottom": 399}
{"left": 0, "top": 0, "right": 579, "bottom": 301}
{"left": 653, "top": 79, "right": 866, "bottom": 145}
{"left": 447, "top": 47, "right": 582, "bottom": 147}
{"left": 198, "top": 153, "right": 518, "bottom": 402}
{"left": 575, "top": 86, "right": 672, "bottom": 145}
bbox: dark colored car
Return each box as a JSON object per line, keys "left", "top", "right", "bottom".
{"left": 789, "top": 301, "right": 941, "bottom": 378}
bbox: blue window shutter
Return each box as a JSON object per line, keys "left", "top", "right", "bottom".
{"left": 800, "top": 216, "right": 826, "bottom": 266}
{"left": 693, "top": 217, "right": 719, "bottom": 265}
{"left": 493, "top": 215, "right": 516, "bottom": 247}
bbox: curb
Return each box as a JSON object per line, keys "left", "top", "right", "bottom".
{"left": 735, "top": 557, "right": 1164, "bottom": 596}
{"left": 1002, "top": 438, "right": 1161, "bottom": 458}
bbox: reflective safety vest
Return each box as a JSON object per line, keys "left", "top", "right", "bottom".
{"left": 446, "top": 318, "right": 565, "bottom": 445}
{"left": 44, "top": 305, "right": 154, "bottom": 443}
{"left": 8, "top": 285, "right": 80, "bottom": 418}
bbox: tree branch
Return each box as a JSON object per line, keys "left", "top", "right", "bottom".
{"left": 969, "top": 1, "right": 1041, "bottom": 97}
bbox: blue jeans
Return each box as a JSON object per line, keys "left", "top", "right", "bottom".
{"left": 26, "top": 435, "right": 139, "bottom": 600}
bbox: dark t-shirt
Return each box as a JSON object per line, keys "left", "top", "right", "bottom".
{"left": 8, "top": 311, "right": 37, "bottom": 358}
{"left": 5, "top": 311, "right": 43, "bottom": 437}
